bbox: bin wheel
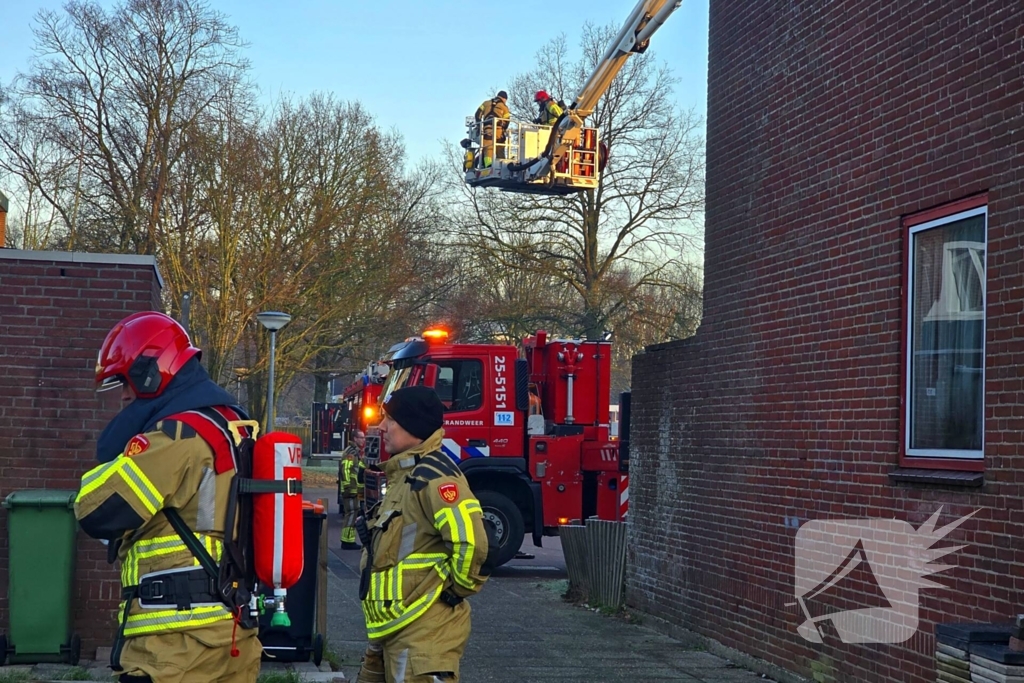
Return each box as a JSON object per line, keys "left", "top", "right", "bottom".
{"left": 0, "top": 633, "right": 7, "bottom": 665}
{"left": 312, "top": 633, "right": 324, "bottom": 667}
{"left": 67, "top": 633, "right": 81, "bottom": 665}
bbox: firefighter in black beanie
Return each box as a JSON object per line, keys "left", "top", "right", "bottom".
{"left": 355, "top": 386, "right": 496, "bottom": 683}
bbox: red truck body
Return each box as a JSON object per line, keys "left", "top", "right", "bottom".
{"left": 362, "top": 329, "right": 629, "bottom": 566}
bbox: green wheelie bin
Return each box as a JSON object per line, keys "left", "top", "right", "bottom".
{"left": 0, "top": 490, "right": 81, "bottom": 665}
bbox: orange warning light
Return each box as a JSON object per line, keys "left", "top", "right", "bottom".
{"left": 422, "top": 328, "right": 450, "bottom": 342}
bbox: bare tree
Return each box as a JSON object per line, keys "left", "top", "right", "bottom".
{"left": 155, "top": 92, "right": 453, "bottom": 421}
{"left": 0, "top": 0, "right": 249, "bottom": 254}
{"left": 450, "top": 23, "right": 705, "bottom": 344}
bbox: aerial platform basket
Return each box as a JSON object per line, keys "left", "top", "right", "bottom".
{"left": 463, "top": 118, "right": 602, "bottom": 195}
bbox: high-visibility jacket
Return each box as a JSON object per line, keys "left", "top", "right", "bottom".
{"left": 359, "top": 429, "right": 489, "bottom": 640}
{"left": 340, "top": 450, "right": 360, "bottom": 497}
{"left": 539, "top": 99, "right": 563, "bottom": 126}
{"left": 75, "top": 408, "right": 246, "bottom": 643}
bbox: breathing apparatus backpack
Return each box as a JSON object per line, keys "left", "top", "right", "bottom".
{"left": 161, "top": 417, "right": 305, "bottom": 648}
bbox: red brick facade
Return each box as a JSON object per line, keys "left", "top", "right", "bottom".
{"left": 627, "top": 2, "right": 1024, "bottom": 682}
{"left": 0, "top": 250, "right": 163, "bottom": 658}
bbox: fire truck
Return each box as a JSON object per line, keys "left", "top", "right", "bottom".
{"left": 362, "top": 329, "right": 630, "bottom": 567}
{"left": 329, "top": 364, "right": 388, "bottom": 504}
{"left": 336, "top": 369, "right": 386, "bottom": 437}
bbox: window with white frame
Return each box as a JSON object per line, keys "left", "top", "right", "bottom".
{"left": 906, "top": 206, "right": 987, "bottom": 459}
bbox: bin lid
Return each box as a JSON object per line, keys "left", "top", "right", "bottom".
{"left": 2, "top": 489, "right": 77, "bottom": 509}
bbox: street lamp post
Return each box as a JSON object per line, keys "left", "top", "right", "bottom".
{"left": 256, "top": 311, "right": 292, "bottom": 430}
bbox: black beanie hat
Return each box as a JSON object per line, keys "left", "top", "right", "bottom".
{"left": 497, "top": 90, "right": 508, "bottom": 99}
{"left": 382, "top": 386, "right": 444, "bottom": 440}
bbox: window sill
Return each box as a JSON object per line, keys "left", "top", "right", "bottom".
{"left": 888, "top": 468, "right": 984, "bottom": 488}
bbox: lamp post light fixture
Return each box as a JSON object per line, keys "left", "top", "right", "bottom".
{"left": 256, "top": 311, "right": 292, "bottom": 430}
{"left": 233, "top": 367, "right": 248, "bottom": 403}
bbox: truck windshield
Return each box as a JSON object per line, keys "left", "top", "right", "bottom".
{"left": 380, "top": 366, "right": 413, "bottom": 406}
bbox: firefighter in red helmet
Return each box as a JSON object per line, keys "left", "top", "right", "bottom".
{"left": 533, "top": 89, "right": 563, "bottom": 126}
{"left": 75, "top": 311, "right": 262, "bottom": 683}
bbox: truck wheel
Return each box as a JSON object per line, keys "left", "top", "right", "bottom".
{"left": 477, "top": 490, "right": 524, "bottom": 567}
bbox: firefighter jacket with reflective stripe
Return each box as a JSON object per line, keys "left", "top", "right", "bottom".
{"left": 75, "top": 416, "right": 238, "bottom": 641}
{"left": 359, "top": 429, "right": 489, "bottom": 640}
{"left": 539, "top": 99, "right": 563, "bottom": 126}
{"left": 340, "top": 449, "right": 361, "bottom": 496}
{"left": 475, "top": 97, "right": 510, "bottom": 140}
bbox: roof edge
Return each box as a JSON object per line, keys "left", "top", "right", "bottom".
{"left": 0, "top": 248, "right": 164, "bottom": 289}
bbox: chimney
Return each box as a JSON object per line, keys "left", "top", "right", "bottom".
{"left": 0, "top": 190, "right": 8, "bottom": 248}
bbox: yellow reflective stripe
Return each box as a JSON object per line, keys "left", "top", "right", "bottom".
{"left": 118, "top": 459, "right": 163, "bottom": 515}
{"left": 454, "top": 500, "right": 478, "bottom": 586}
{"left": 77, "top": 457, "right": 127, "bottom": 501}
{"left": 121, "top": 534, "right": 223, "bottom": 589}
{"left": 79, "top": 458, "right": 122, "bottom": 492}
{"left": 123, "top": 605, "right": 231, "bottom": 637}
{"left": 121, "top": 557, "right": 135, "bottom": 587}
{"left": 433, "top": 504, "right": 477, "bottom": 590}
{"left": 365, "top": 583, "right": 444, "bottom": 639}
{"left": 403, "top": 552, "right": 447, "bottom": 569}
{"left": 369, "top": 567, "right": 402, "bottom": 601}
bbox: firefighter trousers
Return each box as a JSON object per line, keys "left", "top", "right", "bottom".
{"left": 378, "top": 599, "right": 470, "bottom": 683}
{"left": 341, "top": 494, "right": 360, "bottom": 546}
{"left": 116, "top": 628, "right": 261, "bottom": 683}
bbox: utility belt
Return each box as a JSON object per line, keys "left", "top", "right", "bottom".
{"left": 122, "top": 566, "right": 220, "bottom": 611}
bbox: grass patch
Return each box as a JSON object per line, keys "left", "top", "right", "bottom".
{"left": 0, "top": 671, "right": 32, "bottom": 683}
{"left": 323, "top": 645, "right": 345, "bottom": 672}
{"left": 56, "top": 668, "right": 94, "bottom": 681}
{"left": 257, "top": 672, "right": 302, "bottom": 683}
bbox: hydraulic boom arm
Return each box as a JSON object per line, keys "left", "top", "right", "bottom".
{"left": 519, "top": 0, "right": 682, "bottom": 182}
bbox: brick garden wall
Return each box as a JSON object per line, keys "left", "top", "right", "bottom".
{"left": 0, "top": 251, "right": 163, "bottom": 658}
{"left": 627, "top": 2, "right": 1024, "bottom": 682}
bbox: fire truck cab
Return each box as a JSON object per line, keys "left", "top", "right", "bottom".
{"left": 363, "top": 329, "right": 629, "bottom": 567}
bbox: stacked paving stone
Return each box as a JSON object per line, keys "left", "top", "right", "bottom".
{"left": 969, "top": 644, "right": 1024, "bottom": 683}
{"left": 935, "top": 624, "right": 1017, "bottom": 683}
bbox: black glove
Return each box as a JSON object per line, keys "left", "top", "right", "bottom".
{"left": 439, "top": 589, "right": 464, "bottom": 607}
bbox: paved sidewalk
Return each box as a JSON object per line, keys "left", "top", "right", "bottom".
{"left": 313, "top": 488, "right": 781, "bottom": 683}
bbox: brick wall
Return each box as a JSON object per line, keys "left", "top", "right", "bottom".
{"left": 0, "top": 250, "right": 163, "bottom": 658}
{"left": 628, "top": 2, "right": 1024, "bottom": 682}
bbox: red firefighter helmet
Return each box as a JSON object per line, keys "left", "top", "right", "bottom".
{"left": 534, "top": 89, "right": 549, "bottom": 103}
{"left": 95, "top": 311, "right": 201, "bottom": 397}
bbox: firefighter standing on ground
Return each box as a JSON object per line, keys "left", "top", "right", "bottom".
{"left": 74, "top": 311, "right": 261, "bottom": 683}
{"left": 474, "top": 90, "right": 511, "bottom": 168}
{"left": 355, "top": 386, "right": 494, "bottom": 683}
{"left": 340, "top": 429, "right": 366, "bottom": 550}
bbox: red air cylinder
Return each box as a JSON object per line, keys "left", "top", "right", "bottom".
{"left": 252, "top": 432, "right": 304, "bottom": 625}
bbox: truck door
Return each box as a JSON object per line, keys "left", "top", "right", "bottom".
{"left": 434, "top": 358, "right": 490, "bottom": 461}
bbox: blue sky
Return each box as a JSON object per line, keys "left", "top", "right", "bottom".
{"left": 0, "top": 0, "right": 709, "bottom": 164}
